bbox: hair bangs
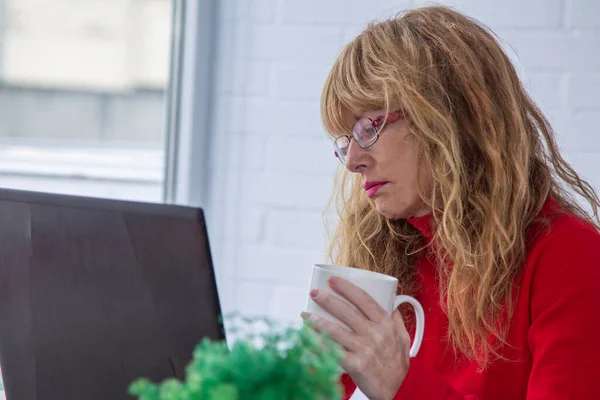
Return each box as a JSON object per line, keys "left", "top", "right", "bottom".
{"left": 321, "top": 36, "right": 395, "bottom": 139}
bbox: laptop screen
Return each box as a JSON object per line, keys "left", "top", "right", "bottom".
{"left": 0, "top": 189, "right": 224, "bottom": 400}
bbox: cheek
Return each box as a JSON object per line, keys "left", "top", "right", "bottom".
{"left": 417, "top": 164, "right": 433, "bottom": 195}
{"left": 381, "top": 139, "right": 427, "bottom": 199}
{"left": 374, "top": 128, "right": 424, "bottom": 189}
{"left": 387, "top": 148, "right": 420, "bottom": 187}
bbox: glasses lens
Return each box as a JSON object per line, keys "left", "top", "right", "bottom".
{"left": 352, "top": 118, "right": 378, "bottom": 147}
{"left": 334, "top": 136, "right": 350, "bottom": 164}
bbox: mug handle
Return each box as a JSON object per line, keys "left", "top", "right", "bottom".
{"left": 393, "top": 295, "right": 425, "bottom": 358}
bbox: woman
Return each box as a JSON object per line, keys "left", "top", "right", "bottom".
{"left": 301, "top": 5, "right": 600, "bottom": 400}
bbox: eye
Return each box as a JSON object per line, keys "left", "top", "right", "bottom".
{"left": 354, "top": 118, "right": 377, "bottom": 141}
{"left": 370, "top": 120, "right": 383, "bottom": 133}
{"left": 370, "top": 114, "right": 388, "bottom": 130}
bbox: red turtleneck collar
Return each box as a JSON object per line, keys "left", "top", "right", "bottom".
{"left": 406, "top": 212, "right": 434, "bottom": 242}
{"left": 405, "top": 197, "right": 560, "bottom": 244}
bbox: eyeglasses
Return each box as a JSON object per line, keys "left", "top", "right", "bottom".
{"left": 333, "top": 109, "right": 407, "bottom": 165}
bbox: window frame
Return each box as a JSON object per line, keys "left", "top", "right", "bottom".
{"left": 163, "top": 0, "right": 217, "bottom": 207}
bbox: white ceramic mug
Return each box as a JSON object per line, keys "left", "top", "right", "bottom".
{"left": 306, "top": 264, "right": 425, "bottom": 358}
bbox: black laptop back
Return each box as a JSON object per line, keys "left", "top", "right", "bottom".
{"left": 0, "top": 189, "right": 224, "bottom": 399}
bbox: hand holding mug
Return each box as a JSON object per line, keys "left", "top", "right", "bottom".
{"left": 302, "top": 264, "right": 425, "bottom": 400}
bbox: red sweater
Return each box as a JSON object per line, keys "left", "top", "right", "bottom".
{"left": 341, "top": 199, "right": 600, "bottom": 399}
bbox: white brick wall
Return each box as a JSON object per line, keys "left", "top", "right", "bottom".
{"left": 206, "top": 0, "right": 600, "bottom": 324}
{"left": 572, "top": 0, "right": 600, "bottom": 28}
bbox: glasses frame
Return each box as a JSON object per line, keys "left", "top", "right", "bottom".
{"left": 334, "top": 109, "right": 407, "bottom": 165}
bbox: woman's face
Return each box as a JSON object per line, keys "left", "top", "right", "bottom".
{"left": 341, "top": 110, "right": 431, "bottom": 219}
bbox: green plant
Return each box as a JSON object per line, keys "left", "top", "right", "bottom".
{"left": 129, "top": 315, "right": 344, "bottom": 400}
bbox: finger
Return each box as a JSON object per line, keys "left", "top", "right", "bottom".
{"left": 339, "top": 352, "right": 363, "bottom": 376}
{"left": 392, "top": 309, "right": 412, "bottom": 357}
{"left": 301, "top": 312, "right": 362, "bottom": 352}
{"left": 392, "top": 308, "right": 407, "bottom": 331}
{"left": 328, "top": 276, "right": 387, "bottom": 323}
{"left": 309, "top": 289, "right": 370, "bottom": 334}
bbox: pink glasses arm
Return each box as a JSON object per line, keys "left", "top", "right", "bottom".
{"left": 370, "top": 110, "right": 407, "bottom": 128}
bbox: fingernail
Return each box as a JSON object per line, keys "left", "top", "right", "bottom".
{"left": 328, "top": 276, "right": 338, "bottom": 287}
{"left": 301, "top": 312, "right": 310, "bottom": 320}
{"left": 310, "top": 289, "right": 320, "bottom": 299}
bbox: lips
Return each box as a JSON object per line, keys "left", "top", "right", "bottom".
{"left": 362, "top": 181, "right": 388, "bottom": 198}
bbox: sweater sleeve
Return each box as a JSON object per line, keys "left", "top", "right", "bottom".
{"left": 525, "top": 225, "right": 600, "bottom": 399}
{"left": 340, "top": 359, "right": 467, "bottom": 399}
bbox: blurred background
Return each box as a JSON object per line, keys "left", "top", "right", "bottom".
{"left": 0, "top": 1, "right": 598, "bottom": 394}
{"left": 0, "top": 0, "right": 170, "bottom": 201}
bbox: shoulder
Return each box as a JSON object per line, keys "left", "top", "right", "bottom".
{"left": 523, "top": 209, "right": 600, "bottom": 397}
{"left": 530, "top": 210, "right": 600, "bottom": 261}
{"left": 526, "top": 209, "right": 600, "bottom": 295}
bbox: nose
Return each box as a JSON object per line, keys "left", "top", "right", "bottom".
{"left": 344, "top": 139, "right": 369, "bottom": 173}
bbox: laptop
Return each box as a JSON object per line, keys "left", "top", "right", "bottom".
{"left": 0, "top": 188, "right": 224, "bottom": 400}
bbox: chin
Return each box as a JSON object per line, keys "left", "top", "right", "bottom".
{"left": 373, "top": 197, "right": 428, "bottom": 219}
{"left": 373, "top": 200, "right": 410, "bottom": 219}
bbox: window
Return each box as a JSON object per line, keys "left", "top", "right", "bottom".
{"left": 0, "top": 0, "right": 174, "bottom": 202}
